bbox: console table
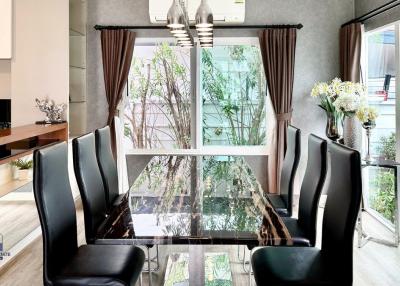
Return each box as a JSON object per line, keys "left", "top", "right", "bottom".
{"left": 0, "top": 123, "right": 68, "bottom": 165}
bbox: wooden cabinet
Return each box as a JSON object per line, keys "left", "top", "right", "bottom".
{"left": 0, "top": 123, "right": 68, "bottom": 165}
{"left": 0, "top": 0, "right": 12, "bottom": 59}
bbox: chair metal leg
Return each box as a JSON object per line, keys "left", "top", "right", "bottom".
{"left": 139, "top": 272, "right": 143, "bottom": 286}
{"left": 241, "top": 246, "right": 254, "bottom": 274}
{"left": 146, "top": 246, "right": 153, "bottom": 286}
{"left": 143, "top": 245, "right": 160, "bottom": 272}
{"left": 248, "top": 248, "right": 254, "bottom": 286}
{"left": 237, "top": 245, "right": 245, "bottom": 263}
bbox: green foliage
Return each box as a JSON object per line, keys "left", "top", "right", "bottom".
{"left": 370, "top": 170, "right": 396, "bottom": 223}
{"left": 125, "top": 43, "right": 191, "bottom": 149}
{"left": 11, "top": 159, "right": 33, "bottom": 170}
{"left": 377, "top": 132, "right": 396, "bottom": 161}
{"left": 201, "top": 46, "right": 266, "bottom": 146}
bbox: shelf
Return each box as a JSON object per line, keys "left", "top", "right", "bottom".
{"left": 0, "top": 123, "right": 68, "bottom": 165}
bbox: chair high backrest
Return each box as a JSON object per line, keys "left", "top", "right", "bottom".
{"left": 73, "top": 133, "right": 108, "bottom": 244}
{"left": 95, "top": 126, "right": 119, "bottom": 208}
{"left": 322, "top": 142, "right": 362, "bottom": 283}
{"left": 297, "top": 134, "right": 328, "bottom": 246}
{"left": 279, "top": 125, "right": 301, "bottom": 216}
{"left": 33, "top": 143, "right": 78, "bottom": 284}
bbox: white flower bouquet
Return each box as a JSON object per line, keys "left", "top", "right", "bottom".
{"left": 311, "top": 78, "right": 366, "bottom": 117}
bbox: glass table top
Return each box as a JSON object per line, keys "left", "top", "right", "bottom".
{"left": 95, "top": 156, "right": 292, "bottom": 247}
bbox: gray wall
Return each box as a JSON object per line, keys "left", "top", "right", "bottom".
{"left": 355, "top": 0, "right": 400, "bottom": 31}
{"left": 86, "top": 0, "right": 355, "bottom": 189}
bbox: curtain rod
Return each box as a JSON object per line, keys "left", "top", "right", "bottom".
{"left": 342, "top": 0, "right": 400, "bottom": 27}
{"left": 94, "top": 24, "right": 303, "bottom": 31}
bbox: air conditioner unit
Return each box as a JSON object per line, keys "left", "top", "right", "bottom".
{"left": 149, "top": 0, "right": 245, "bottom": 24}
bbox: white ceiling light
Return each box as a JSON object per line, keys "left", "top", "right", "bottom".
{"left": 195, "top": 0, "right": 214, "bottom": 47}
{"left": 170, "top": 28, "right": 187, "bottom": 34}
{"left": 167, "top": 0, "right": 185, "bottom": 28}
{"left": 197, "top": 31, "right": 212, "bottom": 36}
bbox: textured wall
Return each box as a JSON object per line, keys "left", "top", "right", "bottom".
{"left": 355, "top": 0, "right": 400, "bottom": 31}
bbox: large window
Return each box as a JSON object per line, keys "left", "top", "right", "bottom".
{"left": 124, "top": 44, "right": 191, "bottom": 150}
{"left": 124, "top": 39, "right": 270, "bottom": 154}
{"left": 365, "top": 25, "right": 396, "bottom": 155}
{"left": 363, "top": 24, "right": 399, "bottom": 226}
{"left": 201, "top": 46, "right": 266, "bottom": 146}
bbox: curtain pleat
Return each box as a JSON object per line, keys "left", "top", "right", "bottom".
{"left": 340, "top": 23, "right": 362, "bottom": 82}
{"left": 259, "top": 28, "right": 297, "bottom": 194}
{"left": 100, "top": 29, "right": 136, "bottom": 156}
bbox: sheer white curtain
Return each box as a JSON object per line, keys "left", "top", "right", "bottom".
{"left": 114, "top": 116, "right": 129, "bottom": 193}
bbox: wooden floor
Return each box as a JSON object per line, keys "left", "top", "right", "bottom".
{"left": 0, "top": 199, "right": 39, "bottom": 250}
{"left": 0, "top": 202, "right": 399, "bottom": 285}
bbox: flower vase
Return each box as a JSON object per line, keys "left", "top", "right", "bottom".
{"left": 325, "top": 112, "right": 342, "bottom": 141}
{"left": 362, "top": 120, "right": 376, "bottom": 162}
{"left": 343, "top": 116, "right": 362, "bottom": 150}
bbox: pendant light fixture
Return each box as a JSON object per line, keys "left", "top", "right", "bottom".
{"left": 167, "top": 0, "right": 185, "bottom": 28}
{"left": 167, "top": 0, "right": 194, "bottom": 47}
{"left": 167, "top": 0, "right": 214, "bottom": 48}
{"left": 195, "top": 0, "right": 213, "bottom": 47}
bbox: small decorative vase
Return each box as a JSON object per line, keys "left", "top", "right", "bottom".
{"left": 362, "top": 120, "right": 376, "bottom": 162}
{"left": 325, "top": 112, "right": 342, "bottom": 141}
{"left": 343, "top": 116, "right": 362, "bottom": 150}
{"left": 17, "top": 169, "right": 31, "bottom": 181}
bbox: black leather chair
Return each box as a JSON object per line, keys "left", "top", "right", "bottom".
{"left": 281, "top": 134, "right": 327, "bottom": 246}
{"left": 267, "top": 125, "right": 301, "bottom": 217}
{"left": 73, "top": 133, "right": 108, "bottom": 244}
{"left": 252, "top": 142, "right": 362, "bottom": 286}
{"left": 33, "top": 142, "right": 145, "bottom": 286}
{"left": 95, "top": 126, "right": 125, "bottom": 210}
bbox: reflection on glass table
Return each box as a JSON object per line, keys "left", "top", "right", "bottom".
{"left": 95, "top": 155, "right": 292, "bottom": 248}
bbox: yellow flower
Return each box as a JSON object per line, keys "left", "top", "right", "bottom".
{"left": 356, "top": 105, "right": 378, "bottom": 123}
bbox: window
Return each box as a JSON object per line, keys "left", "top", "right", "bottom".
{"left": 200, "top": 46, "right": 267, "bottom": 146}
{"left": 124, "top": 44, "right": 191, "bottom": 150}
{"left": 123, "top": 38, "right": 270, "bottom": 155}
{"left": 362, "top": 24, "right": 399, "bottom": 227}
{"left": 365, "top": 25, "right": 396, "bottom": 155}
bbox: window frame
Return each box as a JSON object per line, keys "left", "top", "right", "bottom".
{"left": 361, "top": 22, "right": 400, "bottom": 161}
{"left": 361, "top": 22, "right": 400, "bottom": 230}
{"left": 123, "top": 37, "right": 272, "bottom": 156}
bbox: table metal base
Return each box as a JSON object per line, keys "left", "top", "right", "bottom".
{"left": 357, "top": 209, "right": 399, "bottom": 248}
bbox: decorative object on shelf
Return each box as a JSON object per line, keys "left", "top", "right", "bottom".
{"left": 35, "top": 98, "right": 67, "bottom": 124}
{"left": 357, "top": 105, "right": 378, "bottom": 162}
{"left": 167, "top": 0, "right": 214, "bottom": 48}
{"left": 311, "top": 78, "right": 366, "bottom": 146}
{"left": 11, "top": 158, "right": 33, "bottom": 181}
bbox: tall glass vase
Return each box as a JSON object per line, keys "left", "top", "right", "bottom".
{"left": 343, "top": 116, "right": 362, "bottom": 150}
{"left": 325, "top": 112, "right": 342, "bottom": 141}
{"left": 362, "top": 120, "right": 376, "bottom": 162}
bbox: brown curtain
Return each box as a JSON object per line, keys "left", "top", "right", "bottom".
{"left": 101, "top": 29, "right": 136, "bottom": 155}
{"left": 340, "top": 23, "right": 362, "bottom": 82}
{"left": 259, "top": 28, "right": 297, "bottom": 194}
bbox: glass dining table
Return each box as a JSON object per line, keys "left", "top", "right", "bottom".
{"left": 94, "top": 155, "right": 293, "bottom": 285}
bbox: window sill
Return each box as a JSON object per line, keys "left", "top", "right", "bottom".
{"left": 125, "top": 147, "right": 269, "bottom": 156}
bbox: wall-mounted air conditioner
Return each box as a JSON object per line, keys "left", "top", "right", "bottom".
{"left": 149, "top": 0, "right": 246, "bottom": 24}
